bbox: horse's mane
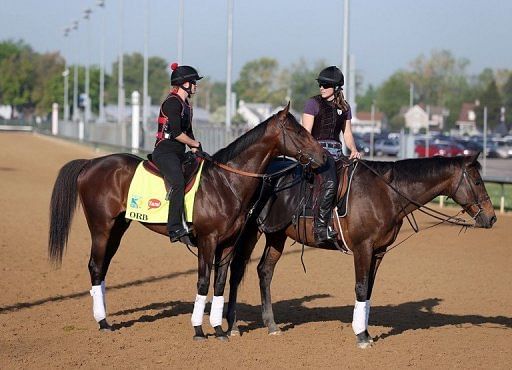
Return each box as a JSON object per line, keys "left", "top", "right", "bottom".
{"left": 212, "top": 117, "right": 270, "bottom": 163}
{"left": 364, "top": 156, "right": 481, "bottom": 184}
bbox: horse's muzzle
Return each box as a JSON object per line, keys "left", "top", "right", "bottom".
{"left": 475, "top": 214, "right": 497, "bottom": 229}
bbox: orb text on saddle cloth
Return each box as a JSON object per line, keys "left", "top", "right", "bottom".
{"left": 125, "top": 161, "right": 204, "bottom": 223}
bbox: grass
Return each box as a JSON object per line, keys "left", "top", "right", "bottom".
{"left": 433, "top": 182, "right": 512, "bottom": 212}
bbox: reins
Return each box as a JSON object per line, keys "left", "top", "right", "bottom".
{"left": 356, "top": 159, "right": 483, "bottom": 257}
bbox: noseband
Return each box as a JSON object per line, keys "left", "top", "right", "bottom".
{"left": 449, "top": 167, "right": 489, "bottom": 220}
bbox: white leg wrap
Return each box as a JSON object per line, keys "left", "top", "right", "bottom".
{"left": 191, "top": 294, "right": 207, "bottom": 327}
{"left": 101, "top": 281, "right": 106, "bottom": 311}
{"left": 352, "top": 300, "right": 366, "bottom": 335}
{"left": 90, "top": 285, "right": 106, "bottom": 322}
{"left": 209, "top": 295, "right": 224, "bottom": 327}
{"left": 365, "top": 300, "right": 371, "bottom": 328}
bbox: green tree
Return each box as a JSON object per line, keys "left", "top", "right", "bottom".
{"left": 233, "top": 57, "right": 286, "bottom": 105}
{"left": 0, "top": 49, "right": 36, "bottom": 115}
{"left": 356, "top": 84, "right": 377, "bottom": 113}
{"left": 31, "top": 52, "right": 66, "bottom": 114}
{"left": 107, "top": 53, "right": 168, "bottom": 105}
{"left": 502, "top": 73, "right": 512, "bottom": 124}
{"left": 375, "top": 71, "right": 411, "bottom": 124}
{"left": 475, "top": 78, "right": 502, "bottom": 130}
{"left": 287, "top": 59, "right": 327, "bottom": 112}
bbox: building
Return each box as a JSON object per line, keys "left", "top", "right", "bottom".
{"left": 351, "top": 111, "right": 385, "bottom": 134}
{"left": 455, "top": 102, "right": 478, "bottom": 135}
{"left": 402, "top": 104, "right": 449, "bottom": 134}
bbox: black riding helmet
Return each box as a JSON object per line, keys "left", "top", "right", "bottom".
{"left": 170, "top": 63, "right": 203, "bottom": 86}
{"left": 316, "top": 66, "right": 344, "bottom": 87}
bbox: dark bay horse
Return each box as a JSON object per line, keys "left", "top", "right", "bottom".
{"left": 48, "top": 105, "right": 327, "bottom": 340}
{"left": 226, "top": 154, "right": 497, "bottom": 347}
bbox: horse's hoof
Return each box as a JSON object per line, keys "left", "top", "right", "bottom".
{"left": 365, "top": 330, "right": 374, "bottom": 344}
{"left": 356, "top": 331, "right": 373, "bottom": 349}
{"left": 193, "top": 335, "right": 208, "bottom": 341}
{"left": 268, "top": 329, "right": 282, "bottom": 336}
{"left": 357, "top": 341, "right": 372, "bottom": 349}
{"left": 193, "top": 325, "right": 207, "bottom": 341}
{"left": 98, "top": 319, "right": 113, "bottom": 332}
{"left": 228, "top": 329, "right": 240, "bottom": 337}
{"left": 214, "top": 325, "right": 229, "bottom": 342}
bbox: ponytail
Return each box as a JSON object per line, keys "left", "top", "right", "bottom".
{"left": 334, "top": 88, "right": 349, "bottom": 111}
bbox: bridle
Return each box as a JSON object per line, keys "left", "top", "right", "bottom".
{"left": 449, "top": 166, "right": 489, "bottom": 221}
{"left": 204, "top": 114, "right": 321, "bottom": 178}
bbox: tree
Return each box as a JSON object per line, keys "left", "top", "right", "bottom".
{"left": 503, "top": 73, "right": 512, "bottom": 124}
{"left": 475, "top": 78, "right": 502, "bottom": 130}
{"left": 31, "top": 52, "right": 66, "bottom": 114}
{"left": 287, "top": 59, "right": 327, "bottom": 112}
{"left": 375, "top": 71, "right": 411, "bottom": 124}
{"left": 0, "top": 49, "right": 36, "bottom": 116}
{"left": 356, "top": 84, "right": 377, "bottom": 113}
{"left": 233, "top": 57, "right": 286, "bottom": 105}
{"left": 107, "top": 53, "right": 169, "bottom": 105}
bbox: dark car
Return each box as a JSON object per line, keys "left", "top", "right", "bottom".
{"left": 374, "top": 139, "right": 400, "bottom": 156}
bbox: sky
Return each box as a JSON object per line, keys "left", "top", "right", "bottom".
{"left": 1, "top": 0, "right": 511, "bottom": 88}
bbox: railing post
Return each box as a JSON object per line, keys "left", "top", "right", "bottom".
{"left": 501, "top": 183, "right": 505, "bottom": 214}
{"left": 52, "top": 103, "right": 59, "bottom": 135}
{"left": 131, "top": 91, "right": 140, "bottom": 153}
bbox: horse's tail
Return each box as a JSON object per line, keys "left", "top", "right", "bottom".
{"left": 48, "top": 159, "right": 90, "bottom": 266}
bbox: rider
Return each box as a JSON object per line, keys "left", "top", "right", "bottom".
{"left": 302, "top": 66, "right": 362, "bottom": 244}
{"left": 152, "top": 62, "right": 203, "bottom": 242}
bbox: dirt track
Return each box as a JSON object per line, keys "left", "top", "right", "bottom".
{"left": 1, "top": 132, "right": 511, "bottom": 369}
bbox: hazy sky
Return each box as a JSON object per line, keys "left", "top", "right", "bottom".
{"left": 1, "top": 0, "right": 511, "bottom": 87}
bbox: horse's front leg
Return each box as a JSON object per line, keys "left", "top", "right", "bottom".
{"left": 191, "top": 236, "right": 216, "bottom": 341}
{"left": 257, "top": 231, "right": 287, "bottom": 335}
{"left": 227, "top": 222, "right": 261, "bottom": 336}
{"left": 209, "top": 245, "right": 235, "bottom": 341}
{"left": 352, "top": 244, "right": 375, "bottom": 349}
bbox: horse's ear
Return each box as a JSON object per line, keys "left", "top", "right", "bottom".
{"left": 466, "top": 152, "right": 480, "bottom": 166}
{"left": 382, "top": 168, "right": 394, "bottom": 183}
{"left": 277, "top": 102, "right": 290, "bottom": 121}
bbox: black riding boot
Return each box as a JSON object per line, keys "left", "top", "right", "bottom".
{"left": 313, "top": 178, "right": 338, "bottom": 243}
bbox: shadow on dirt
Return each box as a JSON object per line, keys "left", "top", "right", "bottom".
{"left": 106, "top": 295, "right": 512, "bottom": 339}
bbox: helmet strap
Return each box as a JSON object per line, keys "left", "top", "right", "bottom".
{"left": 181, "top": 83, "right": 193, "bottom": 97}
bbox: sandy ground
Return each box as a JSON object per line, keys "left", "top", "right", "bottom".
{"left": 1, "top": 132, "right": 511, "bottom": 369}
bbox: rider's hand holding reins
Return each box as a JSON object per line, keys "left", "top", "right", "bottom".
{"left": 349, "top": 151, "right": 362, "bottom": 160}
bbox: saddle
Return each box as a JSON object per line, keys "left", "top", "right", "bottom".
{"left": 257, "top": 157, "right": 357, "bottom": 233}
{"left": 145, "top": 152, "right": 203, "bottom": 194}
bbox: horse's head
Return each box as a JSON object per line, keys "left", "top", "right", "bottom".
{"left": 450, "top": 153, "right": 497, "bottom": 228}
{"left": 268, "top": 102, "right": 326, "bottom": 168}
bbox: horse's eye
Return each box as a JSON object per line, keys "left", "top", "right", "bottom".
{"left": 475, "top": 180, "right": 482, "bottom": 186}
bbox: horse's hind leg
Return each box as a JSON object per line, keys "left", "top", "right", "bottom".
{"left": 88, "top": 216, "right": 131, "bottom": 331}
{"left": 257, "top": 231, "right": 287, "bottom": 335}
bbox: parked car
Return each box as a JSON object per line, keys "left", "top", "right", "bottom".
{"left": 374, "top": 139, "right": 400, "bottom": 156}
{"left": 415, "top": 140, "right": 464, "bottom": 157}
{"left": 493, "top": 139, "right": 512, "bottom": 159}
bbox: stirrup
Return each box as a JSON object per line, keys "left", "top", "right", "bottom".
{"left": 313, "top": 226, "right": 337, "bottom": 243}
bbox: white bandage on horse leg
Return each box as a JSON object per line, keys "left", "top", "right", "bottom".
{"left": 101, "top": 281, "right": 106, "bottom": 311}
{"left": 352, "top": 300, "right": 366, "bottom": 335}
{"left": 365, "top": 300, "right": 371, "bottom": 328}
{"left": 191, "top": 294, "right": 207, "bottom": 327}
{"left": 209, "top": 295, "right": 224, "bottom": 327}
{"left": 90, "top": 285, "right": 106, "bottom": 322}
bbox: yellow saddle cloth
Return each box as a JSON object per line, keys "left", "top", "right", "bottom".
{"left": 125, "top": 161, "right": 204, "bottom": 223}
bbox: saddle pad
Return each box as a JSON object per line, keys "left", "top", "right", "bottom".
{"left": 125, "top": 161, "right": 204, "bottom": 223}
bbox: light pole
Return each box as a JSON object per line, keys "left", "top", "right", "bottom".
{"left": 177, "top": 0, "right": 184, "bottom": 64}
{"left": 342, "top": 0, "right": 349, "bottom": 84}
{"left": 83, "top": 8, "right": 92, "bottom": 123}
{"left": 97, "top": 0, "right": 106, "bottom": 122}
{"left": 142, "top": 0, "right": 150, "bottom": 138}
{"left": 225, "top": 0, "right": 233, "bottom": 131}
{"left": 118, "top": 0, "right": 125, "bottom": 128}
{"left": 63, "top": 27, "right": 70, "bottom": 121}
{"left": 72, "top": 20, "right": 79, "bottom": 122}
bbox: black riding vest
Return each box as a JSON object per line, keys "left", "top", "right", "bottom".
{"left": 155, "top": 93, "right": 193, "bottom": 148}
{"left": 310, "top": 95, "right": 348, "bottom": 143}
